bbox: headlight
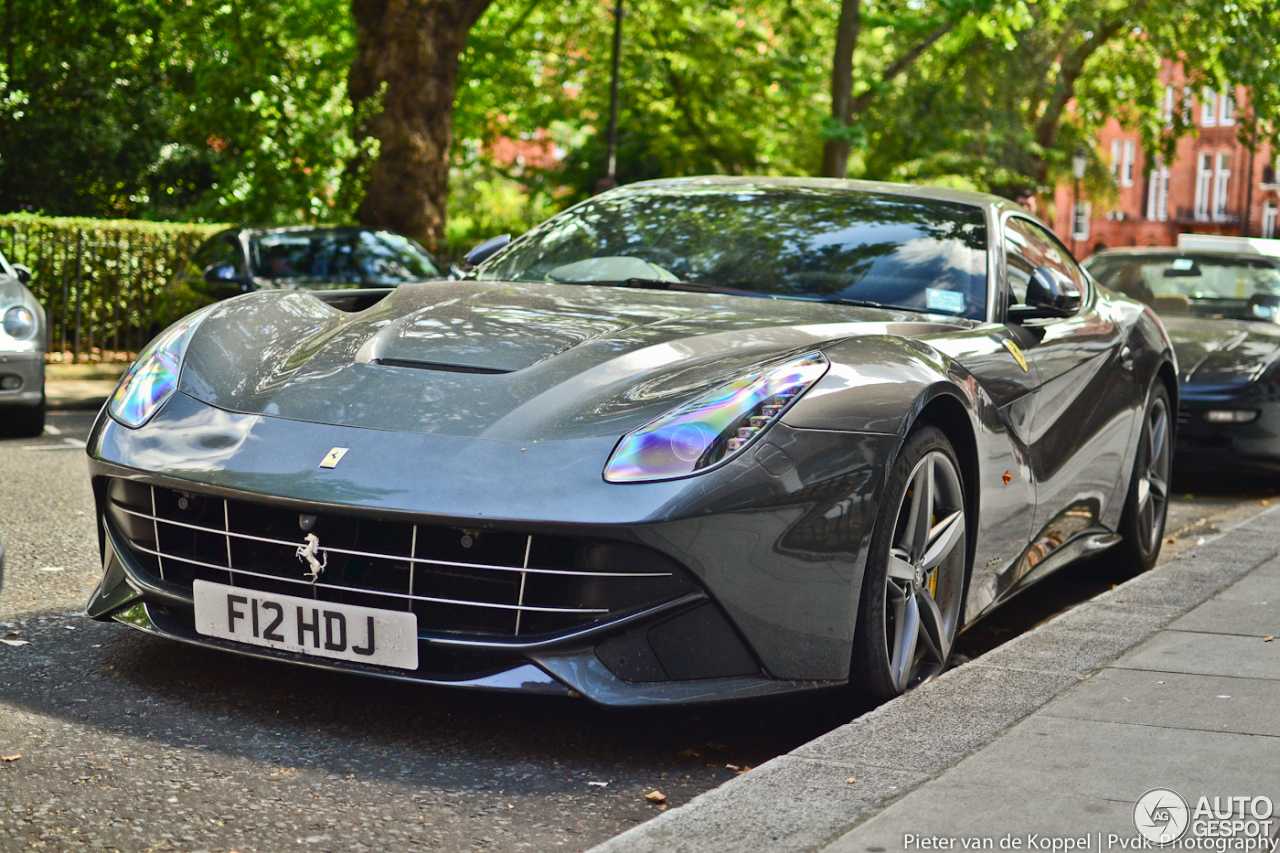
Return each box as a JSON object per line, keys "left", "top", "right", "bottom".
{"left": 2, "top": 306, "right": 35, "bottom": 340}
{"left": 109, "top": 309, "right": 212, "bottom": 428}
{"left": 604, "top": 352, "right": 830, "bottom": 483}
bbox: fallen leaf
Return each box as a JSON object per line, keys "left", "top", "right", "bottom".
{"left": 1, "top": 755, "right": 19, "bottom": 762}
{"left": 1156, "top": 681, "right": 1165, "bottom": 684}
{"left": 1115, "top": 598, "right": 1127, "bottom": 603}
{"left": 679, "top": 749, "right": 701, "bottom": 759}
{"left": 847, "top": 778, "right": 857, "bottom": 785}
{"left": 1165, "top": 537, "right": 1175, "bottom": 544}
{"left": 587, "top": 781, "right": 609, "bottom": 787}
{"left": 1265, "top": 636, "right": 1274, "bottom": 643}
{"left": 725, "top": 764, "right": 739, "bottom": 771}
{"left": 1262, "top": 500, "right": 1270, "bottom": 506}
{"left": 0, "top": 639, "right": 29, "bottom": 647}
{"left": 1123, "top": 697, "right": 1131, "bottom": 702}
{"left": 645, "top": 791, "right": 667, "bottom": 804}
{"left": 737, "top": 766, "right": 752, "bottom": 774}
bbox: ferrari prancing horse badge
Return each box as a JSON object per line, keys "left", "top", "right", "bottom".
{"left": 319, "top": 447, "right": 349, "bottom": 469}
{"left": 1003, "top": 340, "right": 1028, "bottom": 373}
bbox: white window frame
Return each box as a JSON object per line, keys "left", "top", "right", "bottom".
{"left": 1122, "top": 140, "right": 1135, "bottom": 187}
{"left": 1146, "top": 157, "right": 1170, "bottom": 222}
{"left": 1072, "top": 202, "right": 1092, "bottom": 241}
{"left": 1214, "top": 151, "right": 1231, "bottom": 220}
{"left": 1110, "top": 140, "right": 1121, "bottom": 181}
{"left": 1163, "top": 85, "right": 1175, "bottom": 124}
{"left": 1202, "top": 89, "right": 1218, "bottom": 127}
{"left": 1220, "top": 92, "right": 1235, "bottom": 126}
{"left": 1264, "top": 203, "right": 1278, "bottom": 240}
{"left": 1195, "top": 152, "right": 1213, "bottom": 220}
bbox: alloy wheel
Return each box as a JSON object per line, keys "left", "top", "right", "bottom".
{"left": 882, "top": 450, "right": 967, "bottom": 692}
{"left": 1135, "top": 396, "right": 1171, "bottom": 555}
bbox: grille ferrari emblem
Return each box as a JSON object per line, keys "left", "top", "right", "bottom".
{"left": 296, "top": 532, "right": 328, "bottom": 583}
{"left": 319, "top": 447, "right": 349, "bottom": 469}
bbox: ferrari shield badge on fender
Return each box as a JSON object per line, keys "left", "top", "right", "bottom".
{"left": 1003, "top": 340, "right": 1028, "bottom": 372}
{"left": 319, "top": 447, "right": 349, "bottom": 469}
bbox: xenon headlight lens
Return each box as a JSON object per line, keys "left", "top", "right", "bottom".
{"left": 109, "top": 309, "right": 211, "bottom": 428}
{"left": 2, "top": 306, "right": 35, "bottom": 340}
{"left": 604, "top": 352, "right": 829, "bottom": 483}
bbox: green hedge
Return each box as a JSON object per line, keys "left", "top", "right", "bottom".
{"left": 0, "top": 214, "right": 227, "bottom": 362}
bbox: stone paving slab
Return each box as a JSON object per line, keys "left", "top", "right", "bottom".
{"left": 1111, "top": 629, "right": 1280, "bottom": 679}
{"left": 589, "top": 507, "right": 1280, "bottom": 853}
{"left": 1039, "top": 667, "right": 1280, "bottom": 737}
{"left": 1170, "top": 598, "right": 1279, "bottom": 636}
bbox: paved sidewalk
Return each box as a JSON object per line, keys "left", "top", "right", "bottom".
{"left": 593, "top": 508, "right": 1280, "bottom": 853}
{"left": 45, "top": 379, "right": 117, "bottom": 410}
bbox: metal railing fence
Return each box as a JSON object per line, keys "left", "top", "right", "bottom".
{"left": 0, "top": 214, "right": 226, "bottom": 362}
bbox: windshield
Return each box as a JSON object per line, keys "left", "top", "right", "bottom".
{"left": 250, "top": 230, "right": 441, "bottom": 284}
{"left": 1086, "top": 253, "right": 1280, "bottom": 322}
{"left": 474, "top": 187, "right": 989, "bottom": 320}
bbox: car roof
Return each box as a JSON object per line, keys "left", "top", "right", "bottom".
{"left": 611, "top": 175, "right": 1018, "bottom": 212}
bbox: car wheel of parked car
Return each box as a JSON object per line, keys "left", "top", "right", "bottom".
{"left": 1115, "top": 383, "right": 1172, "bottom": 572}
{"left": 850, "top": 425, "right": 969, "bottom": 706}
{"left": 1, "top": 394, "right": 45, "bottom": 438}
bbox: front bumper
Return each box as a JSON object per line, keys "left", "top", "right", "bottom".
{"left": 0, "top": 351, "right": 44, "bottom": 408}
{"left": 1176, "top": 391, "right": 1280, "bottom": 472}
{"left": 85, "top": 394, "right": 894, "bottom": 705}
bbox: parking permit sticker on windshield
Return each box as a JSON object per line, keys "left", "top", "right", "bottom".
{"left": 1171, "top": 258, "right": 1195, "bottom": 270}
{"left": 927, "top": 289, "right": 965, "bottom": 313}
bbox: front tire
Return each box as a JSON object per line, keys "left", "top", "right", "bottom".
{"left": 850, "top": 425, "right": 968, "bottom": 707}
{"left": 1115, "top": 383, "right": 1172, "bottom": 572}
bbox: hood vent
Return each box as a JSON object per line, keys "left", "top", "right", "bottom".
{"left": 373, "top": 357, "right": 513, "bottom": 375}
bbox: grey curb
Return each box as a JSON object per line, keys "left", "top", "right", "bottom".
{"left": 589, "top": 505, "right": 1280, "bottom": 853}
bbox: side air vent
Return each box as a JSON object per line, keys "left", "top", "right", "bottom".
{"left": 372, "top": 358, "right": 513, "bottom": 375}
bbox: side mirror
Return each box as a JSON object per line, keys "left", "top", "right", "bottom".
{"left": 11, "top": 264, "right": 31, "bottom": 284}
{"left": 464, "top": 234, "right": 511, "bottom": 267}
{"left": 203, "top": 263, "right": 242, "bottom": 285}
{"left": 1009, "top": 265, "right": 1081, "bottom": 321}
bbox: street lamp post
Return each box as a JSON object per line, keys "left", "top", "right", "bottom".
{"left": 1071, "top": 147, "right": 1088, "bottom": 257}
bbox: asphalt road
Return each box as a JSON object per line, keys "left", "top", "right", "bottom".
{"left": 0, "top": 410, "right": 1273, "bottom": 853}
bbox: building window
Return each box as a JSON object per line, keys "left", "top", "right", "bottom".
{"left": 1163, "top": 85, "right": 1175, "bottom": 124}
{"left": 1202, "top": 89, "right": 1218, "bottom": 127}
{"left": 1214, "top": 152, "right": 1231, "bottom": 220}
{"left": 1122, "top": 140, "right": 1135, "bottom": 187}
{"left": 1220, "top": 92, "right": 1235, "bottom": 126}
{"left": 1111, "top": 140, "right": 1121, "bottom": 181}
{"left": 1264, "top": 203, "right": 1278, "bottom": 240}
{"left": 1146, "top": 157, "right": 1170, "bottom": 222}
{"left": 1072, "top": 202, "right": 1091, "bottom": 240}
{"left": 1195, "top": 152, "right": 1213, "bottom": 220}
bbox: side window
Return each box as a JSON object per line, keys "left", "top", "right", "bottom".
{"left": 1004, "top": 217, "right": 1087, "bottom": 309}
{"left": 188, "top": 235, "right": 241, "bottom": 277}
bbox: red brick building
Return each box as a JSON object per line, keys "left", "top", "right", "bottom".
{"left": 1051, "top": 65, "right": 1280, "bottom": 259}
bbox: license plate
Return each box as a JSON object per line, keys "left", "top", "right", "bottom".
{"left": 192, "top": 580, "right": 419, "bottom": 670}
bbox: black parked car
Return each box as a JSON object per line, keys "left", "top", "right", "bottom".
{"left": 184, "top": 226, "right": 444, "bottom": 305}
{"left": 1085, "top": 247, "right": 1280, "bottom": 473}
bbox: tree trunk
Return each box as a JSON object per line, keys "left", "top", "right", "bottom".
{"left": 823, "top": 0, "right": 860, "bottom": 178}
{"left": 348, "top": 0, "right": 492, "bottom": 247}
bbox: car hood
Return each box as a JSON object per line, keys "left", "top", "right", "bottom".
{"left": 178, "top": 280, "right": 961, "bottom": 441}
{"left": 1160, "top": 315, "right": 1280, "bottom": 389}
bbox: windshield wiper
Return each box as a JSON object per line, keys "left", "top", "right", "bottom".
{"left": 561, "top": 279, "right": 777, "bottom": 299}
{"left": 823, "top": 297, "right": 905, "bottom": 311}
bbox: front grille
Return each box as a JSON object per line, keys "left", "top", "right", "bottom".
{"left": 104, "top": 479, "right": 696, "bottom": 640}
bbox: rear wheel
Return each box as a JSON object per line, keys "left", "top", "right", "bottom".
{"left": 0, "top": 395, "right": 45, "bottom": 438}
{"left": 850, "top": 425, "right": 968, "bottom": 707}
{"left": 1115, "top": 383, "right": 1172, "bottom": 571}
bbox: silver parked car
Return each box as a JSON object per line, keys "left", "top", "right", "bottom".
{"left": 0, "top": 250, "right": 45, "bottom": 437}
